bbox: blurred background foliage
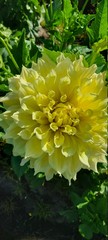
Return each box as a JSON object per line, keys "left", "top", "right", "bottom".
{"left": 0, "top": 0, "right": 107, "bottom": 239}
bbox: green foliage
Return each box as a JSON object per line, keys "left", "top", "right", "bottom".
{"left": 64, "top": 171, "right": 108, "bottom": 239}
{"left": 92, "top": 38, "right": 108, "bottom": 53}
{"left": 43, "top": 47, "right": 76, "bottom": 62}
{"left": 87, "top": 0, "right": 107, "bottom": 43}
{"left": 0, "top": 0, "right": 41, "bottom": 35}
{"left": 11, "top": 156, "right": 29, "bottom": 179}
{"left": 25, "top": 169, "right": 45, "bottom": 189}
{"left": 0, "top": 25, "right": 40, "bottom": 77}
{"left": 40, "top": 0, "right": 93, "bottom": 51}
{"left": 0, "top": 24, "right": 12, "bottom": 38}
{"left": 32, "top": 200, "right": 53, "bottom": 220}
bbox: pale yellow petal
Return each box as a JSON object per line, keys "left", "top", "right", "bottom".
{"left": 5, "top": 123, "right": 20, "bottom": 139}
{"left": 79, "top": 151, "right": 90, "bottom": 167}
{"left": 34, "top": 154, "right": 49, "bottom": 175}
{"left": 34, "top": 76, "right": 47, "bottom": 94}
{"left": 33, "top": 154, "right": 56, "bottom": 180}
{"left": 61, "top": 135, "right": 76, "bottom": 157}
{"left": 20, "top": 157, "right": 30, "bottom": 166}
{"left": 18, "top": 127, "right": 34, "bottom": 140}
{"left": 8, "top": 76, "right": 21, "bottom": 91}
{"left": 34, "top": 125, "right": 49, "bottom": 140}
{"left": 25, "top": 136, "right": 42, "bottom": 158}
{"left": 41, "top": 131, "right": 54, "bottom": 155}
{"left": 54, "top": 131, "right": 64, "bottom": 148}
{"left": 13, "top": 138, "right": 26, "bottom": 157}
{"left": 56, "top": 56, "right": 72, "bottom": 79}
{"left": 20, "top": 95, "right": 38, "bottom": 112}
{"left": 63, "top": 154, "right": 83, "bottom": 182}
{"left": 12, "top": 111, "right": 35, "bottom": 128}
{"left": 36, "top": 93, "right": 49, "bottom": 107}
{"left": 0, "top": 92, "right": 20, "bottom": 109}
{"left": 32, "top": 54, "right": 55, "bottom": 77}
{"left": 21, "top": 66, "right": 38, "bottom": 83}
{"left": 49, "top": 149, "right": 67, "bottom": 174}
{"left": 32, "top": 111, "right": 48, "bottom": 124}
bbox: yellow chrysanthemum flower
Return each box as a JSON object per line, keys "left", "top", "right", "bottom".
{"left": 0, "top": 53, "right": 107, "bottom": 184}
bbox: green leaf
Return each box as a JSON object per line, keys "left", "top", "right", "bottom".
{"left": 77, "top": 201, "right": 89, "bottom": 209}
{"left": 90, "top": 0, "right": 107, "bottom": 42}
{"left": 60, "top": 207, "right": 78, "bottom": 223}
{"left": 11, "top": 156, "right": 29, "bottom": 178}
{"left": 96, "top": 196, "right": 107, "bottom": 218}
{"left": 44, "top": 0, "right": 62, "bottom": 24}
{"left": 63, "top": 0, "right": 72, "bottom": 17}
{"left": 86, "top": 27, "right": 95, "bottom": 43}
{"left": 0, "top": 131, "right": 4, "bottom": 139}
{"left": 70, "top": 191, "right": 82, "bottom": 206}
{"left": 30, "top": 41, "right": 40, "bottom": 62}
{"left": 0, "top": 84, "right": 9, "bottom": 92}
{"left": 42, "top": 48, "right": 61, "bottom": 62}
{"left": 0, "top": 104, "right": 5, "bottom": 110}
{"left": 52, "top": 0, "right": 62, "bottom": 14}
{"left": 43, "top": 48, "right": 75, "bottom": 63}
{"left": 25, "top": 169, "right": 45, "bottom": 189}
{"left": 0, "top": 37, "right": 20, "bottom": 74}
{"left": 10, "top": 29, "right": 30, "bottom": 72}
{"left": 79, "top": 223, "right": 93, "bottom": 239}
{"left": 3, "top": 143, "right": 12, "bottom": 156}
{"left": 73, "top": 45, "right": 91, "bottom": 55}
{"left": 28, "top": 0, "right": 41, "bottom": 11}
{"left": 86, "top": 52, "right": 106, "bottom": 72}
{"left": 98, "top": 0, "right": 107, "bottom": 38}
{"left": 92, "top": 38, "right": 108, "bottom": 53}
{"left": 16, "top": 29, "right": 30, "bottom": 68}
{"left": 0, "top": 55, "right": 4, "bottom": 68}
{"left": 0, "top": 24, "right": 12, "bottom": 38}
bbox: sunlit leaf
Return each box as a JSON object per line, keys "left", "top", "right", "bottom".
{"left": 63, "top": 0, "right": 72, "bottom": 17}
{"left": 0, "top": 84, "right": 9, "bottom": 92}
{"left": 92, "top": 38, "right": 108, "bottom": 53}
{"left": 90, "top": 0, "right": 107, "bottom": 42}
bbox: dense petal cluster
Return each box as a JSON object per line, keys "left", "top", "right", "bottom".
{"left": 0, "top": 53, "right": 107, "bottom": 183}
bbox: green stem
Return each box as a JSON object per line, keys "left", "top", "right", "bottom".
{"left": 0, "top": 37, "right": 20, "bottom": 73}
{"left": 80, "top": 0, "right": 90, "bottom": 13}
{"left": 90, "top": 51, "right": 97, "bottom": 65}
{"left": 2, "top": 66, "right": 13, "bottom": 76}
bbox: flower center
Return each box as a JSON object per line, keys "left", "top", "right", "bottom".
{"left": 47, "top": 103, "right": 80, "bottom": 135}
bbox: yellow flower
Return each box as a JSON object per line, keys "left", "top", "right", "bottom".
{"left": 0, "top": 53, "right": 107, "bottom": 184}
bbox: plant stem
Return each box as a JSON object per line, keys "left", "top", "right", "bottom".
{"left": 0, "top": 37, "right": 20, "bottom": 73}
{"left": 2, "top": 66, "right": 13, "bottom": 76}
{"left": 90, "top": 51, "right": 97, "bottom": 65}
{"left": 80, "top": 0, "right": 90, "bottom": 13}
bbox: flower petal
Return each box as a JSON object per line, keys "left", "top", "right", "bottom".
{"left": 79, "top": 151, "right": 90, "bottom": 167}
{"left": 25, "top": 136, "right": 42, "bottom": 158}
{"left": 54, "top": 131, "right": 64, "bottom": 148}
{"left": 61, "top": 135, "right": 76, "bottom": 157}
{"left": 41, "top": 131, "right": 54, "bottom": 155}
{"left": 49, "top": 149, "right": 67, "bottom": 174}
